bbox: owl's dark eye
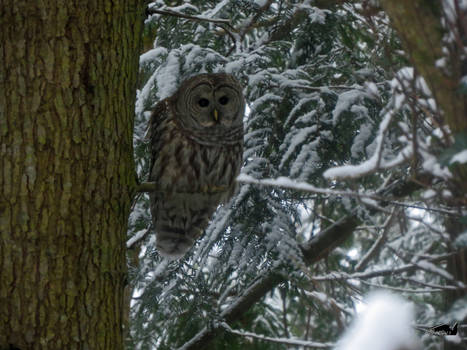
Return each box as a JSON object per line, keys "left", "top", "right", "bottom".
{"left": 219, "top": 96, "right": 229, "bottom": 105}
{"left": 198, "top": 98, "right": 210, "bottom": 107}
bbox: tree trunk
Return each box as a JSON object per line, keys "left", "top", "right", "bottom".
{"left": 0, "top": 1, "right": 144, "bottom": 348}
{"left": 380, "top": 2, "right": 467, "bottom": 349}
{"left": 380, "top": 0, "right": 467, "bottom": 193}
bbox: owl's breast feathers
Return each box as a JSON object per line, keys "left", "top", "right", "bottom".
{"left": 149, "top": 106, "right": 243, "bottom": 197}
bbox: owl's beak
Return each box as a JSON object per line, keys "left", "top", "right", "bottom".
{"left": 213, "top": 109, "right": 219, "bottom": 122}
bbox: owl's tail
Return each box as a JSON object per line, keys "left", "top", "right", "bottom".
{"left": 156, "top": 226, "right": 197, "bottom": 260}
{"left": 152, "top": 194, "right": 217, "bottom": 259}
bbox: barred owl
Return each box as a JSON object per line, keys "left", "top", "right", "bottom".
{"left": 148, "top": 73, "right": 245, "bottom": 259}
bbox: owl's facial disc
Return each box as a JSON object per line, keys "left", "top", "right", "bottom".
{"left": 176, "top": 75, "right": 245, "bottom": 132}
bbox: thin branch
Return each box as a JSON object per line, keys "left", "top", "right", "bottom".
{"left": 359, "top": 280, "right": 444, "bottom": 293}
{"left": 136, "top": 177, "right": 461, "bottom": 217}
{"left": 146, "top": 7, "right": 238, "bottom": 53}
{"left": 312, "top": 252, "right": 457, "bottom": 282}
{"left": 136, "top": 176, "right": 461, "bottom": 221}
{"left": 272, "top": 82, "right": 387, "bottom": 93}
{"left": 235, "top": 175, "right": 462, "bottom": 216}
{"left": 400, "top": 277, "right": 463, "bottom": 291}
{"left": 221, "top": 323, "right": 335, "bottom": 349}
{"left": 146, "top": 8, "right": 233, "bottom": 28}
{"left": 236, "top": 174, "right": 376, "bottom": 199}
{"left": 386, "top": 245, "right": 466, "bottom": 288}
{"left": 301, "top": 288, "right": 351, "bottom": 319}
{"left": 135, "top": 182, "right": 229, "bottom": 194}
{"left": 355, "top": 207, "right": 397, "bottom": 271}
{"left": 135, "top": 181, "right": 158, "bottom": 193}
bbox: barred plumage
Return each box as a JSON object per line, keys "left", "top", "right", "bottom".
{"left": 148, "top": 73, "right": 245, "bottom": 259}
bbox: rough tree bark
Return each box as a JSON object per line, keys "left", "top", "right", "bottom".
{"left": 0, "top": 1, "right": 144, "bottom": 349}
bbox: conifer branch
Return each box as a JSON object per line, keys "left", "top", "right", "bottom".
{"left": 176, "top": 214, "right": 360, "bottom": 350}
{"left": 176, "top": 176, "right": 430, "bottom": 350}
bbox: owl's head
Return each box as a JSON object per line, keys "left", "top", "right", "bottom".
{"left": 172, "top": 73, "right": 245, "bottom": 140}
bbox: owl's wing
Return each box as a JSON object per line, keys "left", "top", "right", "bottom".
{"left": 148, "top": 99, "right": 168, "bottom": 180}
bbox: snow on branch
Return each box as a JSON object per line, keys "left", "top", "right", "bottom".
{"left": 235, "top": 174, "right": 451, "bottom": 215}
{"left": 236, "top": 174, "right": 373, "bottom": 198}
{"left": 170, "top": 172, "right": 444, "bottom": 350}
{"left": 416, "top": 260, "right": 465, "bottom": 288}
{"left": 312, "top": 253, "right": 456, "bottom": 282}
{"left": 221, "top": 322, "right": 335, "bottom": 348}
{"left": 135, "top": 176, "right": 460, "bottom": 218}
{"left": 450, "top": 149, "right": 467, "bottom": 164}
{"left": 126, "top": 228, "right": 150, "bottom": 249}
{"left": 359, "top": 279, "right": 460, "bottom": 294}
{"left": 323, "top": 109, "right": 400, "bottom": 180}
{"left": 146, "top": 8, "right": 234, "bottom": 28}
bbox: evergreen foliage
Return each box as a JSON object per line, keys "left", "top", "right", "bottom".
{"left": 128, "top": 1, "right": 467, "bottom": 349}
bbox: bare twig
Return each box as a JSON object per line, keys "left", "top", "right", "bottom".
{"left": 312, "top": 253, "right": 456, "bottom": 282}
{"left": 400, "top": 277, "right": 462, "bottom": 291}
{"left": 146, "top": 7, "right": 238, "bottom": 52}
{"left": 146, "top": 8, "right": 233, "bottom": 28}
{"left": 221, "top": 323, "right": 335, "bottom": 349}
{"left": 135, "top": 182, "right": 229, "bottom": 194}
{"left": 359, "top": 280, "right": 444, "bottom": 293}
{"left": 354, "top": 207, "right": 397, "bottom": 271}
{"left": 235, "top": 175, "right": 462, "bottom": 216}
